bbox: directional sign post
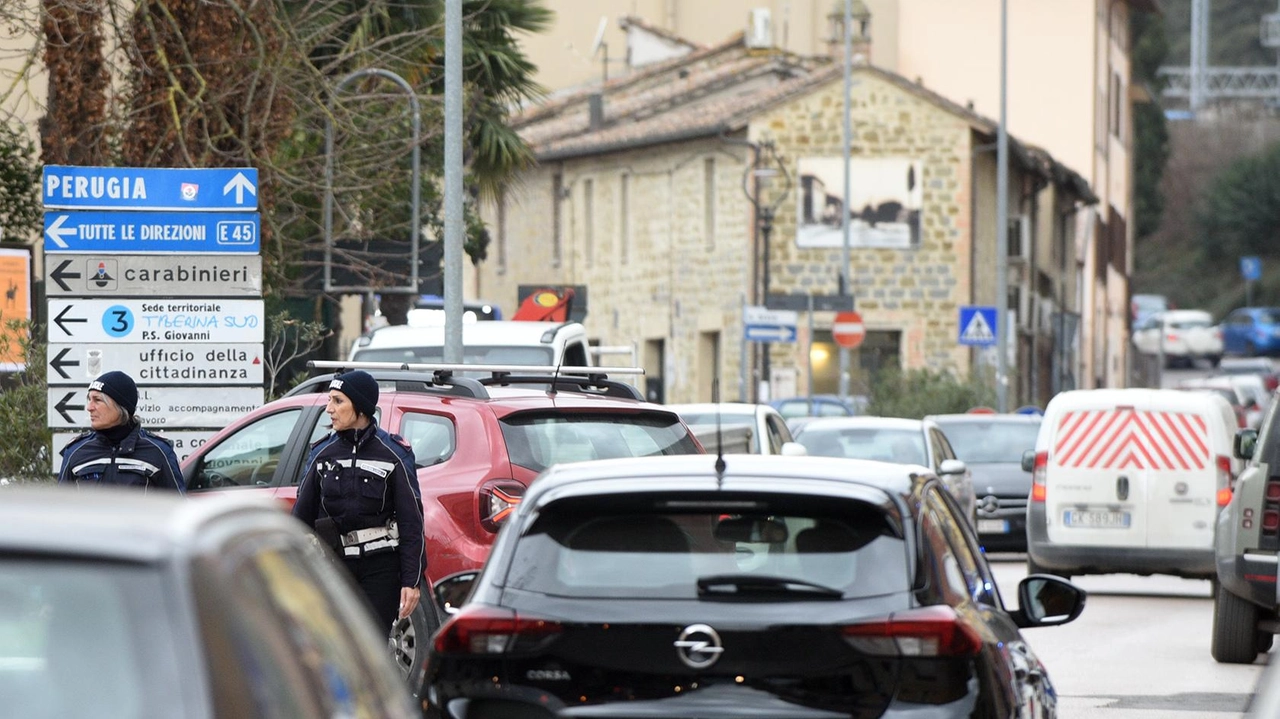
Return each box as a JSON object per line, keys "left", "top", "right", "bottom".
{"left": 744, "top": 305, "right": 799, "bottom": 344}
{"left": 44, "top": 211, "right": 260, "bottom": 253}
{"left": 47, "top": 298, "right": 264, "bottom": 344}
{"left": 43, "top": 166, "right": 258, "bottom": 211}
{"left": 959, "top": 306, "right": 999, "bottom": 347}
{"left": 48, "top": 386, "right": 265, "bottom": 429}
{"left": 46, "top": 255, "right": 263, "bottom": 297}
{"left": 47, "top": 343, "right": 265, "bottom": 385}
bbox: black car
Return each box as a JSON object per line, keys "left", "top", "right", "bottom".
{"left": 425, "top": 454, "right": 1084, "bottom": 718}
{"left": 0, "top": 487, "right": 419, "bottom": 718}
{"left": 929, "top": 413, "right": 1043, "bottom": 552}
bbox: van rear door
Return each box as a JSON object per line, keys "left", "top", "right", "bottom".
{"left": 1142, "top": 404, "right": 1219, "bottom": 551}
{"left": 1046, "top": 399, "right": 1148, "bottom": 548}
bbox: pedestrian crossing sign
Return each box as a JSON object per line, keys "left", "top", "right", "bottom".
{"left": 958, "top": 306, "right": 998, "bottom": 347}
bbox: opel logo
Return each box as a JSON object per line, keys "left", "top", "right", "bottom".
{"left": 675, "top": 624, "right": 724, "bottom": 669}
{"left": 980, "top": 495, "right": 1000, "bottom": 514}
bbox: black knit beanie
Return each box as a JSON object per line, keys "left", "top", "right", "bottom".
{"left": 330, "top": 370, "right": 379, "bottom": 419}
{"left": 90, "top": 371, "right": 138, "bottom": 416}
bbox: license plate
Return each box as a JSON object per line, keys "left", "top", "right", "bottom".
{"left": 1063, "top": 510, "right": 1131, "bottom": 528}
{"left": 977, "top": 519, "right": 1010, "bottom": 534}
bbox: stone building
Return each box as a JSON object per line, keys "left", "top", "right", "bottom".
{"left": 467, "top": 28, "right": 1094, "bottom": 406}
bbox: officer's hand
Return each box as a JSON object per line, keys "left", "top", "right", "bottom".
{"left": 399, "top": 586, "right": 421, "bottom": 619}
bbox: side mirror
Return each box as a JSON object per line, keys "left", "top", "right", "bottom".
{"left": 1234, "top": 429, "right": 1259, "bottom": 461}
{"left": 780, "top": 441, "right": 807, "bottom": 457}
{"left": 938, "top": 458, "right": 967, "bottom": 476}
{"left": 434, "top": 571, "right": 480, "bottom": 615}
{"left": 1016, "top": 575, "right": 1086, "bottom": 628}
{"left": 1021, "top": 449, "right": 1036, "bottom": 473}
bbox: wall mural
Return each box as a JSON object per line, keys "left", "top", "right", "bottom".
{"left": 795, "top": 157, "right": 922, "bottom": 249}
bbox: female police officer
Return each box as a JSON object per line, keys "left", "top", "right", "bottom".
{"left": 292, "top": 370, "right": 427, "bottom": 631}
{"left": 57, "top": 371, "right": 185, "bottom": 492}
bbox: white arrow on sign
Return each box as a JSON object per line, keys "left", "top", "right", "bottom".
{"left": 746, "top": 325, "right": 797, "bottom": 342}
{"left": 222, "top": 172, "right": 257, "bottom": 204}
{"left": 45, "top": 214, "right": 75, "bottom": 249}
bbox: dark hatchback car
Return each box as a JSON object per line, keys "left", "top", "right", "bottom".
{"left": 928, "top": 413, "right": 1043, "bottom": 552}
{"left": 0, "top": 487, "right": 418, "bottom": 718}
{"left": 425, "top": 455, "right": 1084, "bottom": 719}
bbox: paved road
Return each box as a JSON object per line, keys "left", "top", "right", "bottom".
{"left": 987, "top": 554, "right": 1268, "bottom": 718}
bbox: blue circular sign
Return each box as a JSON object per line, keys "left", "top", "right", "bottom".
{"left": 102, "top": 305, "right": 135, "bottom": 338}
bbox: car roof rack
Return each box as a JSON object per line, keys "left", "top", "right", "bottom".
{"left": 292, "top": 362, "right": 490, "bottom": 400}
{"left": 303, "top": 361, "right": 647, "bottom": 401}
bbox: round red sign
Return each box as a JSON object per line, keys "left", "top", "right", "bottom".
{"left": 832, "top": 311, "right": 865, "bottom": 349}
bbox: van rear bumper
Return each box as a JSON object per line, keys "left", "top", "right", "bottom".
{"left": 1027, "top": 503, "right": 1215, "bottom": 579}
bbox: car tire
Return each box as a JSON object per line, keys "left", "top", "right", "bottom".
{"left": 1208, "top": 354, "right": 1222, "bottom": 368}
{"left": 390, "top": 600, "right": 442, "bottom": 698}
{"left": 1211, "top": 584, "right": 1261, "bottom": 664}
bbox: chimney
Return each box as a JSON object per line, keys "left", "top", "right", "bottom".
{"left": 588, "top": 93, "right": 604, "bottom": 130}
{"left": 826, "top": 0, "right": 872, "bottom": 64}
{"left": 745, "top": 8, "right": 773, "bottom": 49}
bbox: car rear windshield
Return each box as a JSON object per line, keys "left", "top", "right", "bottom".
{"left": 503, "top": 498, "right": 909, "bottom": 600}
{"left": 796, "top": 427, "right": 927, "bottom": 465}
{"left": 677, "top": 411, "right": 755, "bottom": 428}
{"left": 0, "top": 559, "right": 185, "bottom": 717}
{"left": 935, "top": 421, "right": 1040, "bottom": 463}
{"left": 501, "top": 412, "right": 701, "bottom": 471}
{"left": 1168, "top": 316, "right": 1212, "bottom": 330}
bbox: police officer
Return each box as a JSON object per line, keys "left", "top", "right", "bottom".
{"left": 57, "top": 371, "right": 185, "bottom": 492}
{"left": 292, "top": 370, "right": 427, "bottom": 631}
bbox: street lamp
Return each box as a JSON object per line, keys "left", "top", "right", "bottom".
{"left": 742, "top": 139, "right": 793, "bottom": 399}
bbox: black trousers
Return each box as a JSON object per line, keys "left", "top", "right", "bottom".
{"left": 343, "top": 550, "right": 402, "bottom": 634}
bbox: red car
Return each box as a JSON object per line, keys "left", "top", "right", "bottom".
{"left": 180, "top": 366, "right": 703, "bottom": 683}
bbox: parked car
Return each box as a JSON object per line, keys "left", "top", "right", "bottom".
{"left": 181, "top": 365, "right": 703, "bottom": 685}
{"left": 1216, "top": 356, "right": 1280, "bottom": 393}
{"left": 1131, "top": 309, "right": 1223, "bottom": 368}
{"left": 1179, "top": 376, "right": 1265, "bottom": 429}
{"left": 928, "top": 412, "right": 1042, "bottom": 552}
{"left": 666, "top": 402, "right": 805, "bottom": 455}
{"left": 0, "top": 487, "right": 419, "bottom": 718}
{"left": 791, "top": 416, "right": 976, "bottom": 524}
{"left": 770, "top": 394, "right": 868, "bottom": 422}
{"left": 426, "top": 454, "right": 1085, "bottom": 718}
{"left": 1025, "top": 388, "right": 1239, "bottom": 580}
{"left": 348, "top": 320, "right": 593, "bottom": 369}
{"left": 1221, "top": 307, "right": 1280, "bottom": 357}
{"left": 1131, "top": 293, "right": 1170, "bottom": 329}
{"left": 1211, "top": 393, "right": 1280, "bottom": 664}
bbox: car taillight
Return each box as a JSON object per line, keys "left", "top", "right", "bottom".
{"left": 1267, "top": 482, "right": 1280, "bottom": 502}
{"left": 1266, "top": 375, "right": 1279, "bottom": 392}
{"left": 1031, "top": 451, "right": 1048, "bottom": 502}
{"left": 1264, "top": 510, "right": 1280, "bottom": 533}
{"left": 841, "top": 605, "right": 982, "bottom": 657}
{"left": 1166, "top": 333, "right": 1178, "bottom": 342}
{"left": 1217, "top": 454, "right": 1234, "bottom": 490}
{"left": 478, "top": 479, "right": 526, "bottom": 533}
{"left": 433, "top": 605, "right": 562, "bottom": 655}
{"left": 1264, "top": 479, "right": 1280, "bottom": 539}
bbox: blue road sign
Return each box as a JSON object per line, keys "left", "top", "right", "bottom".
{"left": 1242, "top": 256, "right": 1263, "bottom": 282}
{"left": 744, "top": 324, "right": 798, "bottom": 343}
{"left": 42, "top": 165, "right": 258, "bottom": 211}
{"left": 958, "top": 306, "right": 998, "bottom": 347}
{"left": 43, "top": 211, "right": 260, "bottom": 253}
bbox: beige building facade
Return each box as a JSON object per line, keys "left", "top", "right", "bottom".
{"left": 469, "top": 33, "right": 1094, "bottom": 405}
{"left": 522, "top": 0, "right": 1152, "bottom": 391}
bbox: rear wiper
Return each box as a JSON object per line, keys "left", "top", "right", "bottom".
{"left": 696, "top": 574, "right": 843, "bottom": 599}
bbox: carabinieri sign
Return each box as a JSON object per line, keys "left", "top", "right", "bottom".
{"left": 43, "top": 165, "right": 258, "bottom": 211}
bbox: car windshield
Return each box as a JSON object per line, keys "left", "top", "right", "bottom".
{"left": 676, "top": 411, "right": 755, "bottom": 428}
{"left": 934, "top": 421, "right": 1041, "bottom": 463}
{"left": 500, "top": 412, "right": 701, "bottom": 472}
{"left": 503, "top": 501, "right": 909, "bottom": 600}
{"left": 0, "top": 559, "right": 185, "bottom": 717}
{"left": 795, "top": 427, "right": 927, "bottom": 465}
{"left": 1167, "top": 315, "right": 1212, "bottom": 330}
{"left": 353, "top": 345, "right": 554, "bottom": 367}
{"left": 1259, "top": 310, "right": 1280, "bottom": 324}
{"left": 776, "top": 399, "right": 852, "bottom": 418}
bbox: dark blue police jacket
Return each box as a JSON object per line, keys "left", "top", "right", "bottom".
{"left": 57, "top": 422, "right": 186, "bottom": 492}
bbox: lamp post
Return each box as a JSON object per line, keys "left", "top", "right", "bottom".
{"left": 743, "top": 139, "right": 792, "bottom": 400}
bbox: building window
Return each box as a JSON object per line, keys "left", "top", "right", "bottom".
{"left": 704, "top": 157, "right": 716, "bottom": 249}
{"left": 496, "top": 188, "right": 507, "bottom": 273}
{"left": 619, "top": 173, "right": 631, "bottom": 263}
{"left": 583, "top": 178, "right": 595, "bottom": 267}
{"left": 552, "top": 173, "right": 563, "bottom": 267}
{"left": 1111, "top": 72, "right": 1124, "bottom": 144}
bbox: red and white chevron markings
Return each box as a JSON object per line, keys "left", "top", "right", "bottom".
{"left": 1052, "top": 408, "right": 1209, "bottom": 470}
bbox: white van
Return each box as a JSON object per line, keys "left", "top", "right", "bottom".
{"left": 1025, "top": 388, "right": 1238, "bottom": 580}
{"left": 348, "top": 320, "right": 592, "bottom": 367}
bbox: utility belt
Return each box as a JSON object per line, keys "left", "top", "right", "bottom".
{"left": 340, "top": 521, "right": 400, "bottom": 558}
